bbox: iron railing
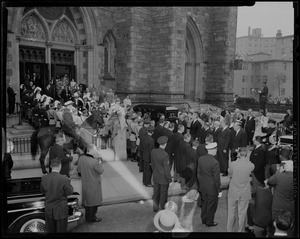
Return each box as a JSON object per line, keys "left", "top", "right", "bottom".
{"left": 9, "top": 135, "right": 113, "bottom": 155}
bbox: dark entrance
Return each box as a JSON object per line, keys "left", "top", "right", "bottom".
{"left": 51, "top": 50, "right": 76, "bottom": 80}
{"left": 19, "top": 46, "right": 48, "bottom": 89}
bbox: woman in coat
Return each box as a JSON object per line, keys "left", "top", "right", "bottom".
{"left": 77, "top": 146, "right": 104, "bottom": 222}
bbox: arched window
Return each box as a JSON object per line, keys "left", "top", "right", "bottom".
{"left": 103, "top": 30, "right": 116, "bottom": 80}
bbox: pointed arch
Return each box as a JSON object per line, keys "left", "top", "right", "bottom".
{"left": 51, "top": 17, "right": 78, "bottom": 44}
{"left": 184, "top": 16, "right": 205, "bottom": 101}
{"left": 18, "top": 10, "right": 50, "bottom": 41}
{"left": 103, "top": 30, "right": 116, "bottom": 80}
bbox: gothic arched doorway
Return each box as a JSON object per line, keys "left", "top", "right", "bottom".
{"left": 184, "top": 17, "right": 204, "bottom": 102}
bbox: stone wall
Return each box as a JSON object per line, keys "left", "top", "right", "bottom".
{"left": 205, "top": 7, "right": 237, "bottom": 104}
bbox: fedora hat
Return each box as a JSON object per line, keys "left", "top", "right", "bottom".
{"left": 182, "top": 189, "right": 199, "bottom": 203}
{"left": 153, "top": 209, "right": 181, "bottom": 232}
{"left": 64, "top": 100, "right": 73, "bottom": 107}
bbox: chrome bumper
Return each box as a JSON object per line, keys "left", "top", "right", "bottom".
{"left": 68, "top": 211, "right": 82, "bottom": 223}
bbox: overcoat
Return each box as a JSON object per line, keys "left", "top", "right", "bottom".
{"left": 77, "top": 154, "right": 104, "bottom": 207}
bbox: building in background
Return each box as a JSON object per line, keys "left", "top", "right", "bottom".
{"left": 234, "top": 28, "right": 293, "bottom": 99}
{"left": 5, "top": 6, "right": 238, "bottom": 109}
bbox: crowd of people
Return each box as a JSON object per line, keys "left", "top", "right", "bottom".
{"left": 6, "top": 74, "right": 294, "bottom": 235}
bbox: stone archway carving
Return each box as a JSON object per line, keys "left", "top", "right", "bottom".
{"left": 51, "top": 18, "right": 77, "bottom": 44}
{"left": 184, "top": 16, "right": 204, "bottom": 101}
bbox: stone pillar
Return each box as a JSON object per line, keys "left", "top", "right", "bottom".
{"left": 46, "top": 42, "right": 52, "bottom": 82}
{"left": 75, "top": 44, "right": 81, "bottom": 83}
{"left": 14, "top": 35, "right": 21, "bottom": 104}
{"left": 85, "top": 45, "right": 94, "bottom": 88}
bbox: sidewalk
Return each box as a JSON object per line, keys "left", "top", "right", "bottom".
{"left": 11, "top": 160, "right": 230, "bottom": 206}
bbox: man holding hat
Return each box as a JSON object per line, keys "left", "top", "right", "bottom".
{"left": 40, "top": 158, "right": 74, "bottom": 233}
{"left": 151, "top": 136, "right": 172, "bottom": 212}
{"left": 197, "top": 142, "right": 221, "bottom": 227}
{"left": 141, "top": 125, "right": 155, "bottom": 187}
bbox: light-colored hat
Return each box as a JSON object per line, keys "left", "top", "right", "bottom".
{"left": 153, "top": 209, "right": 181, "bottom": 232}
{"left": 54, "top": 100, "right": 61, "bottom": 108}
{"left": 6, "top": 140, "right": 14, "bottom": 153}
{"left": 282, "top": 160, "right": 293, "bottom": 172}
{"left": 64, "top": 100, "right": 73, "bottom": 107}
{"left": 182, "top": 189, "right": 199, "bottom": 203}
{"left": 205, "top": 142, "right": 217, "bottom": 150}
{"left": 73, "top": 92, "right": 79, "bottom": 97}
{"left": 164, "top": 201, "right": 178, "bottom": 213}
{"left": 34, "top": 87, "right": 42, "bottom": 94}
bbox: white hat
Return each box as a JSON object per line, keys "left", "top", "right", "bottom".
{"left": 205, "top": 142, "right": 217, "bottom": 150}
{"left": 6, "top": 140, "right": 14, "bottom": 153}
{"left": 64, "top": 100, "right": 73, "bottom": 107}
{"left": 54, "top": 100, "right": 61, "bottom": 108}
{"left": 182, "top": 189, "right": 199, "bottom": 203}
{"left": 34, "top": 87, "right": 42, "bottom": 94}
{"left": 164, "top": 201, "right": 178, "bottom": 213}
{"left": 153, "top": 209, "right": 181, "bottom": 232}
{"left": 73, "top": 92, "right": 79, "bottom": 97}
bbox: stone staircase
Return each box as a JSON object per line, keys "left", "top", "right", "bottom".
{"left": 6, "top": 122, "right": 35, "bottom": 139}
{"left": 184, "top": 100, "right": 216, "bottom": 112}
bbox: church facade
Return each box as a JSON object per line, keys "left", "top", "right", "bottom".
{"left": 5, "top": 6, "right": 237, "bottom": 106}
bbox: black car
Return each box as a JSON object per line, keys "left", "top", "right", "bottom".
{"left": 5, "top": 177, "right": 82, "bottom": 233}
{"left": 132, "top": 104, "right": 179, "bottom": 123}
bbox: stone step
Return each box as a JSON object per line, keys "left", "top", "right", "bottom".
{"left": 7, "top": 133, "right": 33, "bottom": 139}
{"left": 13, "top": 124, "right": 34, "bottom": 130}
{"left": 10, "top": 128, "right": 35, "bottom": 135}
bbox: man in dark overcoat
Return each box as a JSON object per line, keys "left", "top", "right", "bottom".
{"left": 197, "top": 142, "right": 221, "bottom": 227}
{"left": 171, "top": 124, "right": 184, "bottom": 182}
{"left": 178, "top": 133, "right": 192, "bottom": 189}
{"left": 152, "top": 117, "right": 165, "bottom": 148}
{"left": 77, "top": 146, "right": 104, "bottom": 222}
{"left": 196, "top": 133, "right": 214, "bottom": 158}
{"left": 40, "top": 158, "right": 74, "bottom": 232}
{"left": 139, "top": 118, "right": 151, "bottom": 172}
{"left": 141, "top": 126, "right": 155, "bottom": 187}
{"left": 162, "top": 122, "right": 174, "bottom": 168}
{"left": 217, "top": 117, "right": 232, "bottom": 177}
{"left": 245, "top": 108, "right": 256, "bottom": 146}
{"left": 49, "top": 132, "right": 73, "bottom": 176}
{"left": 212, "top": 120, "right": 222, "bottom": 143}
{"left": 258, "top": 81, "right": 269, "bottom": 116}
{"left": 151, "top": 136, "right": 172, "bottom": 212}
{"left": 250, "top": 136, "right": 267, "bottom": 195}
{"left": 231, "top": 121, "right": 247, "bottom": 163}
{"left": 7, "top": 83, "right": 17, "bottom": 114}
{"left": 189, "top": 112, "right": 201, "bottom": 141}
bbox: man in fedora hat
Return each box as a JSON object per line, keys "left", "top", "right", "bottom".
{"left": 40, "top": 158, "right": 74, "bottom": 232}
{"left": 197, "top": 142, "right": 221, "bottom": 227}
{"left": 153, "top": 209, "right": 181, "bottom": 232}
{"left": 151, "top": 136, "right": 172, "bottom": 212}
{"left": 230, "top": 120, "right": 247, "bottom": 165}
{"left": 141, "top": 125, "right": 155, "bottom": 187}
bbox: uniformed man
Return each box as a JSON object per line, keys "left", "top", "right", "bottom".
{"left": 141, "top": 126, "right": 155, "bottom": 187}
{"left": 151, "top": 136, "right": 172, "bottom": 212}
{"left": 197, "top": 142, "right": 221, "bottom": 227}
{"left": 139, "top": 118, "right": 151, "bottom": 170}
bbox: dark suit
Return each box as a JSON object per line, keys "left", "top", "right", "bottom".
{"left": 213, "top": 127, "right": 222, "bottom": 143}
{"left": 259, "top": 85, "right": 269, "bottom": 116}
{"left": 198, "top": 127, "right": 213, "bottom": 144}
{"left": 152, "top": 124, "right": 164, "bottom": 148}
{"left": 196, "top": 143, "right": 207, "bottom": 158}
{"left": 163, "top": 128, "right": 173, "bottom": 168}
{"left": 141, "top": 134, "right": 154, "bottom": 186}
{"left": 151, "top": 147, "right": 172, "bottom": 211}
{"left": 197, "top": 154, "right": 221, "bottom": 226}
{"left": 183, "top": 147, "right": 198, "bottom": 189}
{"left": 250, "top": 145, "right": 267, "bottom": 194}
{"left": 217, "top": 127, "right": 232, "bottom": 173}
{"left": 7, "top": 86, "right": 16, "bottom": 114}
{"left": 245, "top": 116, "right": 256, "bottom": 145}
{"left": 171, "top": 132, "right": 183, "bottom": 180}
{"left": 178, "top": 119, "right": 187, "bottom": 134}
{"left": 231, "top": 128, "right": 247, "bottom": 161}
{"left": 40, "top": 171, "right": 74, "bottom": 232}
{"left": 49, "top": 143, "right": 72, "bottom": 177}
{"left": 139, "top": 126, "right": 149, "bottom": 172}
{"left": 60, "top": 88, "right": 71, "bottom": 104}
{"left": 190, "top": 120, "right": 201, "bottom": 141}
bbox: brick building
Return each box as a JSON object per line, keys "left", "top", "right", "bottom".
{"left": 5, "top": 6, "right": 237, "bottom": 107}
{"left": 234, "top": 28, "right": 293, "bottom": 98}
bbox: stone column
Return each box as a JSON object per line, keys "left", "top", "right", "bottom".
{"left": 14, "top": 35, "right": 21, "bottom": 104}
{"left": 85, "top": 45, "right": 94, "bottom": 88}
{"left": 75, "top": 44, "right": 81, "bottom": 83}
{"left": 46, "top": 42, "right": 52, "bottom": 82}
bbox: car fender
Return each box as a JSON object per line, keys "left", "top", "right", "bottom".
{"left": 8, "top": 210, "right": 44, "bottom": 231}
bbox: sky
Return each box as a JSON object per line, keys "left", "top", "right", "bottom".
{"left": 236, "top": 1, "right": 294, "bottom": 37}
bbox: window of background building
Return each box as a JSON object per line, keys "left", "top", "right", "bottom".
{"left": 263, "top": 63, "right": 268, "bottom": 70}
{"left": 242, "top": 88, "right": 245, "bottom": 95}
{"left": 282, "top": 49, "right": 285, "bottom": 55}
{"left": 283, "top": 63, "right": 287, "bottom": 70}
{"left": 263, "top": 75, "right": 268, "bottom": 81}
{"left": 281, "top": 88, "right": 285, "bottom": 96}
{"left": 281, "top": 75, "right": 286, "bottom": 83}
{"left": 242, "top": 76, "right": 246, "bottom": 82}
{"left": 251, "top": 76, "right": 254, "bottom": 82}
{"left": 256, "top": 76, "right": 260, "bottom": 83}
